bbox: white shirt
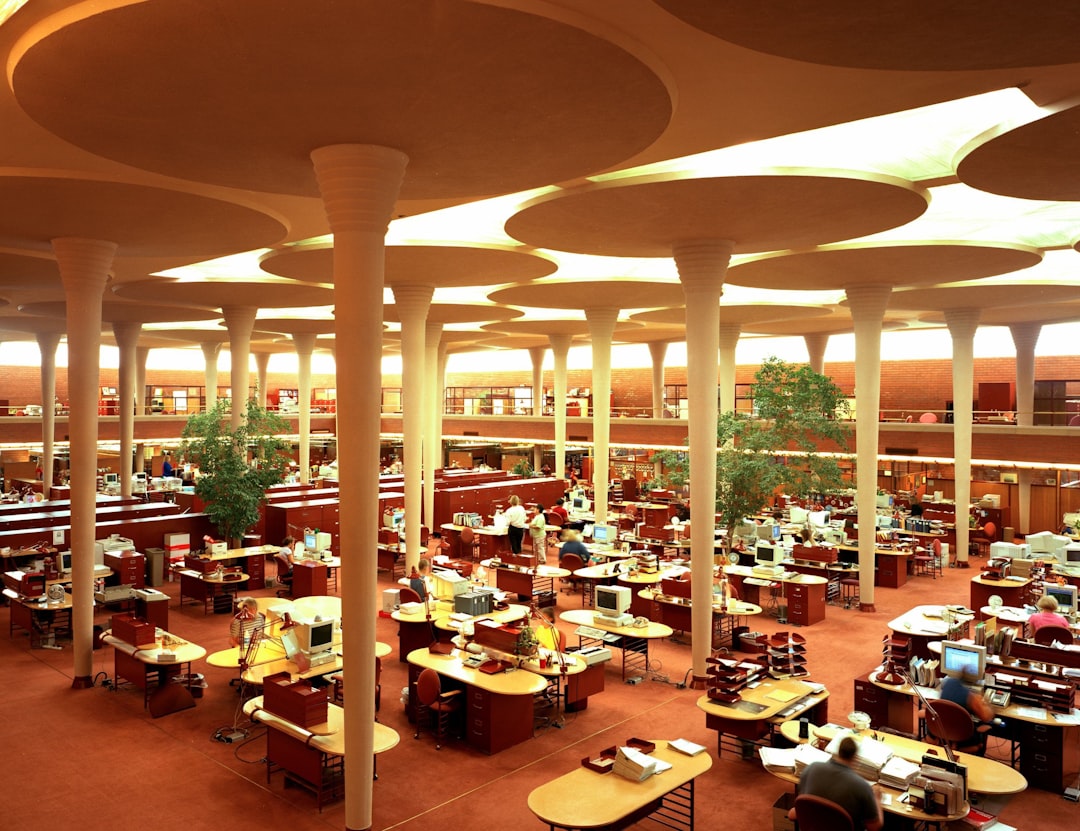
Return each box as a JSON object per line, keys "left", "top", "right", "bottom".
{"left": 504, "top": 504, "right": 527, "bottom": 529}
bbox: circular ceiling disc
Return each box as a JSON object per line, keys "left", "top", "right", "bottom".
{"left": 12, "top": 0, "right": 672, "bottom": 198}
{"left": 653, "top": 1, "right": 1080, "bottom": 70}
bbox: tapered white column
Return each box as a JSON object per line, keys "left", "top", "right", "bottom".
{"left": 54, "top": 237, "right": 116, "bottom": 689}
{"left": 947, "top": 308, "right": 981, "bottom": 567}
{"left": 674, "top": 240, "right": 731, "bottom": 685}
{"left": 804, "top": 332, "right": 829, "bottom": 375}
{"left": 528, "top": 346, "right": 547, "bottom": 470}
{"left": 293, "top": 332, "right": 317, "bottom": 485}
{"left": 718, "top": 323, "right": 741, "bottom": 415}
{"left": 222, "top": 306, "right": 258, "bottom": 427}
{"left": 392, "top": 284, "right": 433, "bottom": 571}
{"left": 202, "top": 342, "right": 221, "bottom": 411}
{"left": 585, "top": 308, "right": 619, "bottom": 525}
{"left": 845, "top": 283, "right": 892, "bottom": 610}
{"left": 136, "top": 346, "right": 150, "bottom": 417}
{"left": 648, "top": 341, "right": 667, "bottom": 418}
{"left": 113, "top": 322, "right": 141, "bottom": 497}
{"left": 254, "top": 352, "right": 271, "bottom": 409}
{"left": 423, "top": 322, "right": 444, "bottom": 525}
{"left": 312, "top": 143, "right": 406, "bottom": 831}
{"left": 1010, "top": 323, "right": 1040, "bottom": 535}
{"left": 37, "top": 332, "right": 61, "bottom": 495}
{"left": 549, "top": 333, "right": 571, "bottom": 481}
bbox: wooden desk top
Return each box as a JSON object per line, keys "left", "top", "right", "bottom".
{"left": 407, "top": 647, "right": 548, "bottom": 695}
{"left": 242, "top": 654, "right": 344, "bottom": 684}
{"left": 291, "top": 594, "right": 341, "bottom": 620}
{"left": 244, "top": 696, "right": 399, "bottom": 754}
{"left": 972, "top": 575, "right": 1031, "bottom": 589}
{"left": 696, "top": 677, "right": 827, "bottom": 723}
{"left": 442, "top": 523, "right": 507, "bottom": 537}
{"left": 103, "top": 630, "right": 206, "bottom": 665}
{"left": 200, "top": 571, "right": 248, "bottom": 585}
{"left": 560, "top": 608, "right": 674, "bottom": 639}
{"left": 12, "top": 590, "right": 73, "bottom": 611}
{"left": 617, "top": 567, "right": 686, "bottom": 586}
{"left": 777, "top": 721, "right": 1027, "bottom": 796}
{"left": 574, "top": 560, "right": 630, "bottom": 579}
{"left": 724, "top": 565, "right": 828, "bottom": 586}
{"left": 888, "top": 605, "right": 974, "bottom": 636}
{"left": 517, "top": 652, "right": 589, "bottom": 678}
{"left": 432, "top": 603, "right": 530, "bottom": 632}
{"left": 481, "top": 559, "right": 570, "bottom": 579}
{"left": 638, "top": 588, "right": 762, "bottom": 618}
{"left": 528, "top": 740, "right": 712, "bottom": 829}
{"left": 206, "top": 642, "right": 286, "bottom": 668}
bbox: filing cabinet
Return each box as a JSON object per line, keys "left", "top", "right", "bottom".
{"left": 785, "top": 581, "right": 825, "bottom": 626}
{"left": 105, "top": 550, "right": 145, "bottom": 589}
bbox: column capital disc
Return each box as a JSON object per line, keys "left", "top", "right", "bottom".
{"left": 311, "top": 144, "right": 408, "bottom": 235}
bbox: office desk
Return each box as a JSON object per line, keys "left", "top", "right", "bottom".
{"left": 617, "top": 566, "right": 686, "bottom": 618}
{"left": 103, "top": 628, "right": 206, "bottom": 716}
{"left": 518, "top": 651, "right": 605, "bottom": 712}
{"left": 483, "top": 561, "right": 569, "bottom": 602}
{"left": 887, "top": 604, "right": 974, "bottom": 660}
{"left": 407, "top": 646, "right": 546, "bottom": 754}
{"left": 292, "top": 560, "right": 327, "bottom": 597}
{"left": 8, "top": 591, "right": 73, "bottom": 647}
{"left": 244, "top": 696, "right": 399, "bottom": 811}
{"left": 724, "top": 566, "right": 828, "bottom": 626}
{"left": 177, "top": 569, "right": 248, "bottom": 614}
{"left": 971, "top": 575, "right": 1031, "bottom": 617}
{"left": 572, "top": 559, "right": 628, "bottom": 607}
{"left": 560, "top": 609, "right": 673, "bottom": 682}
{"left": 441, "top": 523, "right": 510, "bottom": 560}
{"left": 291, "top": 594, "right": 342, "bottom": 620}
{"left": 776, "top": 720, "right": 1027, "bottom": 796}
{"left": 638, "top": 588, "right": 761, "bottom": 648}
{"left": 528, "top": 739, "right": 712, "bottom": 831}
{"left": 696, "top": 677, "right": 829, "bottom": 758}
{"left": 431, "top": 602, "right": 530, "bottom": 634}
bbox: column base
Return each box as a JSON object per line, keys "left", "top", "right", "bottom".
{"left": 72, "top": 675, "right": 94, "bottom": 690}
{"left": 690, "top": 674, "right": 710, "bottom": 690}
{"left": 858, "top": 602, "right": 876, "bottom": 613}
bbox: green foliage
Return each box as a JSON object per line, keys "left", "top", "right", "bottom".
{"left": 511, "top": 458, "right": 534, "bottom": 478}
{"left": 180, "top": 397, "right": 292, "bottom": 545}
{"left": 715, "top": 357, "right": 851, "bottom": 550}
{"left": 645, "top": 449, "right": 690, "bottom": 493}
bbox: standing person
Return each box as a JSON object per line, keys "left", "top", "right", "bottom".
{"left": 789, "top": 735, "right": 884, "bottom": 830}
{"left": 529, "top": 504, "right": 548, "bottom": 558}
{"left": 504, "top": 495, "right": 527, "bottom": 554}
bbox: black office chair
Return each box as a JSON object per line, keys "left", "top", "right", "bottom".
{"left": 793, "top": 794, "right": 853, "bottom": 831}
{"left": 273, "top": 553, "right": 293, "bottom": 598}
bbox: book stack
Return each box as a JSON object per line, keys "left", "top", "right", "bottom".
{"left": 612, "top": 746, "right": 658, "bottom": 782}
{"left": 825, "top": 732, "right": 893, "bottom": 781}
{"left": 908, "top": 656, "right": 940, "bottom": 687}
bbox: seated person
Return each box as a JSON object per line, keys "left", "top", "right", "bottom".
{"left": 909, "top": 501, "right": 924, "bottom": 518}
{"left": 550, "top": 498, "right": 569, "bottom": 525}
{"left": 939, "top": 667, "right": 994, "bottom": 751}
{"left": 790, "top": 735, "right": 884, "bottom": 831}
{"left": 558, "top": 529, "right": 590, "bottom": 564}
{"left": 276, "top": 536, "right": 298, "bottom": 575}
{"left": 1028, "top": 594, "right": 1070, "bottom": 634}
{"left": 400, "top": 557, "right": 433, "bottom": 603}
{"left": 161, "top": 453, "right": 174, "bottom": 478}
{"left": 229, "top": 596, "right": 265, "bottom": 647}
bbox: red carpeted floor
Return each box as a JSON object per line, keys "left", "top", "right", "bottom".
{"left": 3, "top": 546, "right": 1076, "bottom": 830}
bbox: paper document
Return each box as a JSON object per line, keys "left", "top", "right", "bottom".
{"left": 766, "top": 689, "right": 798, "bottom": 703}
{"left": 669, "top": 738, "right": 706, "bottom": 756}
{"left": 758, "top": 746, "right": 796, "bottom": 769}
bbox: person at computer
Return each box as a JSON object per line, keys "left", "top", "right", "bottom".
{"left": 558, "top": 529, "right": 589, "bottom": 564}
{"left": 229, "top": 596, "right": 265, "bottom": 648}
{"left": 550, "top": 498, "right": 569, "bottom": 525}
{"left": 405, "top": 557, "right": 434, "bottom": 606}
{"left": 1028, "top": 593, "right": 1070, "bottom": 635}
{"left": 789, "top": 735, "right": 884, "bottom": 831}
{"left": 939, "top": 666, "right": 995, "bottom": 750}
{"left": 161, "top": 452, "right": 174, "bottom": 478}
{"left": 504, "top": 495, "right": 528, "bottom": 554}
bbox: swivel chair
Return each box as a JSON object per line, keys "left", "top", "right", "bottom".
{"left": 459, "top": 526, "right": 480, "bottom": 561}
{"left": 970, "top": 521, "right": 996, "bottom": 559}
{"left": 558, "top": 552, "right": 585, "bottom": 596}
{"left": 273, "top": 553, "right": 293, "bottom": 598}
{"left": 414, "top": 667, "right": 462, "bottom": 749}
{"left": 921, "top": 699, "right": 989, "bottom": 756}
{"left": 1033, "top": 624, "right": 1074, "bottom": 646}
{"left": 398, "top": 586, "right": 423, "bottom": 605}
{"left": 792, "top": 794, "right": 853, "bottom": 831}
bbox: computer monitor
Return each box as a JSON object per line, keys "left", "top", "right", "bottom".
{"left": 755, "top": 524, "right": 776, "bottom": 541}
{"left": 595, "top": 585, "right": 631, "bottom": 618}
{"left": 58, "top": 550, "right": 72, "bottom": 573}
{"left": 1067, "top": 547, "right": 1080, "bottom": 564}
{"left": 734, "top": 520, "right": 757, "bottom": 539}
{"left": 772, "top": 524, "right": 782, "bottom": 540}
{"left": 1046, "top": 584, "right": 1078, "bottom": 618}
{"left": 592, "top": 524, "right": 616, "bottom": 545}
{"left": 755, "top": 541, "right": 782, "bottom": 568}
{"left": 807, "top": 510, "right": 830, "bottom": 530}
{"left": 940, "top": 640, "right": 986, "bottom": 679}
{"left": 103, "top": 472, "right": 119, "bottom": 486}
{"left": 572, "top": 497, "right": 584, "bottom": 509}
{"left": 288, "top": 617, "right": 336, "bottom": 655}
{"left": 432, "top": 569, "right": 469, "bottom": 598}
{"left": 788, "top": 505, "right": 809, "bottom": 525}
{"left": 304, "top": 531, "right": 317, "bottom": 551}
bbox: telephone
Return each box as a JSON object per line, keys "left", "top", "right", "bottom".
{"left": 631, "top": 616, "right": 649, "bottom": 628}
{"left": 984, "top": 688, "right": 1010, "bottom": 708}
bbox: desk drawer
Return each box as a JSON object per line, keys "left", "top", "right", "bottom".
{"left": 787, "top": 585, "right": 807, "bottom": 601}
{"left": 468, "top": 688, "right": 491, "bottom": 743}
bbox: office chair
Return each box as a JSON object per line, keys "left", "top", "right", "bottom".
{"left": 918, "top": 412, "right": 939, "bottom": 423}
{"left": 398, "top": 586, "right": 423, "bottom": 604}
{"left": 414, "top": 668, "right": 462, "bottom": 749}
{"left": 330, "top": 656, "right": 381, "bottom": 715}
{"left": 558, "top": 552, "right": 585, "bottom": 596}
{"left": 970, "top": 521, "right": 996, "bottom": 558}
{"left": 273, "top": 553, "right": 293, "bottom": 598}
{"left": 543, "top": 510, "right": 564, "bottom": 548}
{"left": 792, "top": 795, "right": 853, "bottom": 831}
{"left": 459, "top": 526, "right": 480, "bottom": 561}
{"left": 921, "top": 699, "right": 989, "bottom": 756}
{"left": 1033, "top": 624, "right": 1073, "bottom": 646}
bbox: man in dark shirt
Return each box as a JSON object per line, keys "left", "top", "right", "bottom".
{"left": 558, "top": 530, "right": 590, "bottom": 564}
{"left": 790, "top": 735, "right": 883, "bottom": 830}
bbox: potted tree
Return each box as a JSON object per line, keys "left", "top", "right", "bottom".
{"left": 180, "top": 397, "right": 292, "bottom": 548}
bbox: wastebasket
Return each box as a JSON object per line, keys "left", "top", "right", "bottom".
{"left": 145, "top": 547, "right": 165, "bottom": 587}
{"left": 1003, "top": 526, "right": 1015, "bottom": 543}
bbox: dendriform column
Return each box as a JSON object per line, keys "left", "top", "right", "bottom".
{"left": 648, "top": 340, "right": 667, "bottom": 418}
{"left": 947, "top": 308, "right": 981, "bottom": 567}
{"left": 585, "top": 307, "right": 619, "bottom": 528}
{"left": 549, "top": 333, "right": 572, "bottom": 481}
{"left": 113, "top": 321, "right": 142, "bottom": 497}
{"left": 293, "top": 332, "right": 318, "bottom": 485}
{"left": 36, "top": 331, "right": 61, "bottom": 495}
{"left": 202, "top": 342, "right": 222, "bottom": 411}
{"left": 222, "top": 305, "right": 258, "bottom": 427}
{"left": 1009, "top": 322, "right": 1041, "bottom": 535}
{"left": 804, "top": 332, "right": 830, "bottom": 375}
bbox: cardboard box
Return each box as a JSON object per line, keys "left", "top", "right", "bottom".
{"left": 772, "top": 792, "right": 796, "bottom": 831}
{"left": 262, "top": 671, "right": 328, "bottom": 727}
{"left": 210, "top": 541, "right": 227, "bottom": 556}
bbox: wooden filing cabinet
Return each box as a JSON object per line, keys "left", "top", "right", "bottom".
{"left": 465, "top": 685, "right": 533, "bottom": 755}
{"left": 104, "top": 550, "right": 145, "bottom": 589}
{"left": 852, "top": 671, "right": 916, "bottom": 733}
{"left": 243, "top": 552, "right": 265, "bottom": 587}
{"left": 1017, "top": 720, "right": 1064, "bottom": 791}
{"left": 785, "top": 581, "right": 825, "bottom": 626}
{"left": 292, "top": 561, "right": 327, "bottom": 598}
{"left": 874, "top": 553, "right": 908, "bottom": 589}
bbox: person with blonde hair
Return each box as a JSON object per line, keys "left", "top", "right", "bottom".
{"left": 504, "top": 494, "right": 527, "bottom": 554}
{"left": 1029, "top": 593, "right": 1069, "bottom": 634}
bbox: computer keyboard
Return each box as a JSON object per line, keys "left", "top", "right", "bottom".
{"left": 745, "top": 577, "right": 774, "bottom": 587}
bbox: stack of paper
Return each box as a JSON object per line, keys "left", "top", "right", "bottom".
{"left": 825, "top": 732, "right": 893, "bottom": 780}
{"left": 612, "top": 746, "right": 658, "bottom": 782}
{"left": 792, "top": 743, "right": 830, "bottom": 775}
{"left": 669, "top": 738, "right": 706, "bottom": 756}
{"left": 759, "top": 746, "right": 796, "bottom": 770}
{"left": 879, "top": 755, "right": 921, "bottom": 790}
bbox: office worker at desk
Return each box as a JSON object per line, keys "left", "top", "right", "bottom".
{"left": 229, "top": 596, "right": 265, "bottom": 647}
{"left": 1028, "top": 593, "right": 1070, "bottom": 634}
{"left": 789, "top": 736, "right": 884, "bottom": 831}
{"left": 407, "top": 558, "right": 433, "bottom": 603}
{"left": 941, "top": 667, "right": 995, "bottom": 728}
{"left": 559, "top": 529, "right": 589, "bottom": 564}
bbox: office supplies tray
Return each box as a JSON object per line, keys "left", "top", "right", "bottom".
{"left": 478, "top": 659, "right": 513, "bottom": 674}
